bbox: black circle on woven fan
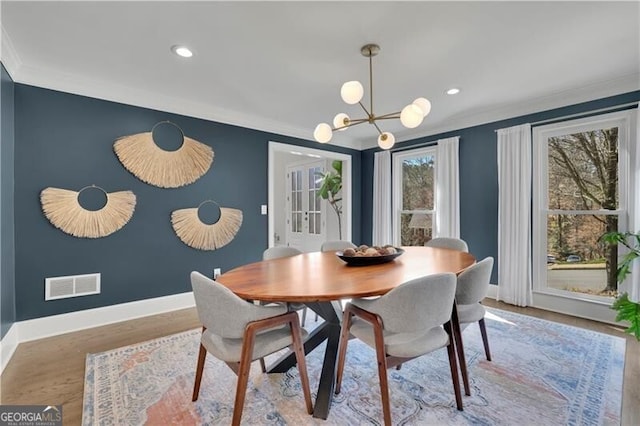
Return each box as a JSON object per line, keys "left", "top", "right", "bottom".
{"left": 77, "top": 186, "right": 108, "bottom": 211}
{"left": 152, "top": 121, "right": 184, "bottom": 152}
{"left": 198, "top": 201, "right": 221, "bottom": 225}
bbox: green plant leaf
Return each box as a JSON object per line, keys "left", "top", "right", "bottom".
{"left": 611, "top": 293, "right": 640, "bottom": 340}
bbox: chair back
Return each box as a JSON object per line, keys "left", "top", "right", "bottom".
{"left": 263, "top": 246, "right": 302, "bottom": 260}
{"left": 425, "top": 237, "right": 469, "bottom": 252}
{"left": 456, "top": 257, "right": 494, "bottom": 305}
{"left": 367, "top": 273, "right": 456, "bottom": 334}
{"left": 320, "top": 240, "right": 357, "bottom": 252}
{"left": 190, "top": 271, "right": 285, "bottom": 339}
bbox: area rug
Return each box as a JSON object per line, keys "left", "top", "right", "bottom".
{"left": 82, "top": 308, "right": 625, "bottom": 425}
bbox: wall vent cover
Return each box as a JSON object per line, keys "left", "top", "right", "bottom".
{"left": 45, "top": 273, "right": 101, "bottom": 301}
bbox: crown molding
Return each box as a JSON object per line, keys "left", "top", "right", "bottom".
{"left": 8, "top": 60, "right": 359, "bottom": 151}
{"left": 0, "top": 24, "right": 22, "bottom": 78}
{"left": 359, "top": 73, "right": 640, "bottom": 150}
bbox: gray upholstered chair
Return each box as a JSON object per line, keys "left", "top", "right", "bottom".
{"left": 190, "top": 271, "right": 312, "bottom": 426}
{"left": 262, "top": 246, "right": 314, "bottom": 326}
{"left": 320, "top": 240, "right": 357, "bottom": 252}
{"left": 455, "top": 256, "right": 494, "bottom": 360}
{"left": 425, "top": 237, "right": 469, "bottom": 252}
{"left": 262, "top": 246, "right": 303, "bottom": 260}
{"left": 450, "top": 257, "right": 494, "bottom": 397}
{"left": 335, "top": 273, "right": 463, "bottom": 425}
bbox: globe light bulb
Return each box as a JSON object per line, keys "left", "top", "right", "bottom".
{"left": 400, "top": 104, "right": 424, "bottom": 128}
{"left": 378, "top": 132, "right": 395, "bottom": 149}
{"left": 313, "top": 123, "right": 333, "bottom": 143}
{"left": 333, "top": 113, "right": 350, "bottom": 131}
{"left": 412, "top": 97, "right": 432, "bottom": 117}
{"left": 340, "top": 81, "right": 364, "bottom": 105}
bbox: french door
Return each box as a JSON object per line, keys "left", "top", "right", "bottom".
{"left": 286, "top": 160, "right": 326, "bottom": 252}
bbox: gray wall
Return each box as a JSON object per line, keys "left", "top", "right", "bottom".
{"left": 361, "top": 91, "right": 640, "bottom": 284}
{"left": 1, "top": 64, "right": 16, "bottom": 338}
{"left": 13, "top": 84, "right": 362, "bottom": 321}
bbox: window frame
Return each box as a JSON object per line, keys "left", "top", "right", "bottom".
{"left": 392, "top": 146, "right": 437, "bottom": 246}
{"left": 532, "top": 110, "right": 631, "bottom": 303}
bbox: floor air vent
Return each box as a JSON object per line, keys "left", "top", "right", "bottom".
{"left": 45, "top": 273, "right": 101, "bottom": 300}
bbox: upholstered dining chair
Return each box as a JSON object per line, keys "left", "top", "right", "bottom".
{"left": 425, "top": 237, "right": 469, "bottom": 252}
{"left": 190, "top": 271, "right": 312, "bottom": 426}
{"left": 320, "top": 240, "right": 357, "bottom": 252}
{"left": 262, "top": 246, "right": 315, "bottom": 327}
{"left": 448, "top": 256, "right": 494, "bottom": 397}
{"left": 335, "top": 273, "right": 463, "bottom": 426}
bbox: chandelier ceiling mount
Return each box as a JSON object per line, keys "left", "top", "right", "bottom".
{"left": 314, "top": 43, "right": 431, "bottom": 150}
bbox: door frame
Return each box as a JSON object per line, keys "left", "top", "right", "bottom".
{"left": 268, "top": 141, "right": 352, "bottom": 248}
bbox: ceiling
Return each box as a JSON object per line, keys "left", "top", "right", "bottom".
{"left": 2, "top": 1, "right": 639, "bottom": 150}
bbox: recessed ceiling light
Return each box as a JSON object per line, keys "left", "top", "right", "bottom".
{"left": 447, "top": 88, "right": 460, "bottom": 95}
{"left": 171, "top": 45, "right": 193, "bottom": 58}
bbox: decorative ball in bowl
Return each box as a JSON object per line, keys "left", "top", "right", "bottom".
{"left": 336, "top": 245, "right": 404, "bottom": 266}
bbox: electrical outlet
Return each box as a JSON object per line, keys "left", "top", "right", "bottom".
{"left": 213, "top": 268, "right": 221, "bottom": 279}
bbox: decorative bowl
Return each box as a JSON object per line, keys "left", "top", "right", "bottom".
{"left": 336, "top": 248, "right": 404, "bottom": 266}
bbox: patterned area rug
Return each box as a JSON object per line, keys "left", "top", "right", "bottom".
{"left": 82, "top": 308, "right": 625, "bottom": 425}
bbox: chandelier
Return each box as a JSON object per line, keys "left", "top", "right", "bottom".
{"left": 313, "top": 43, "right": 431, "bottom": 150}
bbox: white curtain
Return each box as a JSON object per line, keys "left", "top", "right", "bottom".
{"left": 372, "top": 151, "right": 392, "bottom": 246}
{"left": 496, "top": 124, "right": 532, "bottom": 307}
{"left": 434, "top": 136, "right": 460, "bottom": 238}
{"left": 626, "top": 108, "right": 640, "bottom": 302}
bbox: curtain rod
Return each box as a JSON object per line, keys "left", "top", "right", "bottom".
{"left": 493, "top": 101, "right": 638, "bottom": 132}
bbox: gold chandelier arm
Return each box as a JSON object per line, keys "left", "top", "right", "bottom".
{"left": 375, "top": 111, "right": 401, "bottom": 120}
{"left": 371, "top": 120, "right": 383, "bottom": 135}
{"left": 358, "top": 101, "right": 372, "bottom": 118}
{"left": 332, "top": 118, "right": 368, "bottom": 131}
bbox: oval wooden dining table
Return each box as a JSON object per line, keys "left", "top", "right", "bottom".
{"left": 216, "top": 246, "right": 476, "bottom": 420}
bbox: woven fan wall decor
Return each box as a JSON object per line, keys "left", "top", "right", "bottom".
{"left": 114, "top": 121, "right": 214, "bottom": 188}
{"left": 41, "top": 185, "right": 136, "bottom": 238}
{"left": 171, "top": 201, "right": 243, "bottom": 250}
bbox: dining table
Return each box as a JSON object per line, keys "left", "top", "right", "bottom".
{"left": 216, "top": 245, "right": 476, "bottom": 419}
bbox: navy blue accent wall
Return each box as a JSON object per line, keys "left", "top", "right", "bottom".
{"left": 14, "top": 85, "right": 361, "bottom": 321}
{"left": 361, "top": 91, "right": 640, "bottom": 284}
{"left": 1, "top": 64, "right": 16, "bottom": 338}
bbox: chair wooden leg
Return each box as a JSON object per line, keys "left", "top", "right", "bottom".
{"left": 444, "top": 321, "right": 463, "bottom": 411}
{"left": 192, "top": 343, "right": 207, "bottom": 402}
{"left": 232, "top": 329, "right": 257, "bottom": 426}
{"left": 290, "top": 317, "right": 314, "bottom": 414}
{"left": 373, "top": 322, "right": 392, "bottom": 426}
{"left": 479, "top": 318, "right": 492, "bottom": 361}
{"left": 451, "top": 304, "right": 470, "bottom": 396}
{"left": 259, "top": 357, "right": 267, "bottom": 373}
{"left": 335, "top": 309, "right": 353, "bottom": 395}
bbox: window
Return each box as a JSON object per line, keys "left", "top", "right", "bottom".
{"left": 533, "top": 111, "right": 630, "bottom": 302}
{"left": 392, "top": 147, "right": 436, "bottom": 246}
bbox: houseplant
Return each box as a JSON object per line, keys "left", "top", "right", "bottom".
{"left": 317, "top": 160, "right": 343, "bottom": 239}
{"left": 602, "top": 231, "right": 640, "bottom": 340}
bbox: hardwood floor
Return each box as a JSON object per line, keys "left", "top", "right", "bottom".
{"left": 1, "top": 301, "right": 638, "bottom": 425}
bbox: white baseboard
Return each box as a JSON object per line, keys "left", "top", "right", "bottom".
{"left": 0, "top": 323, "right": 19, "bottom": 374}
{"left": 0, "top": 291, "right": 195, "bottom": 375}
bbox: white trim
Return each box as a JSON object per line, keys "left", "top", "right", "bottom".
{"left": 532, "top": 110, "right": 631, "bottom": 308}
{"left": 0, "top": 24, "right": 22, "bottom": 78}
{"left": 0, "top": 291, "right": 195, "bottom": 374}
{"left": 483, "top": 284, "right": 618, "bottom": 325}
{"left": 268, "top": 141, "right": 352, "bottom": 248}
{"left": 0, "top": 323, "right": 19, "bottom": 374}
{"left": 392, "top": 146, "right": 437, "bottom": 246}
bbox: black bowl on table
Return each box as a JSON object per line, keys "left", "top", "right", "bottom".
{"left": 336, "top": 248, "right": 404, "bottom": 266}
